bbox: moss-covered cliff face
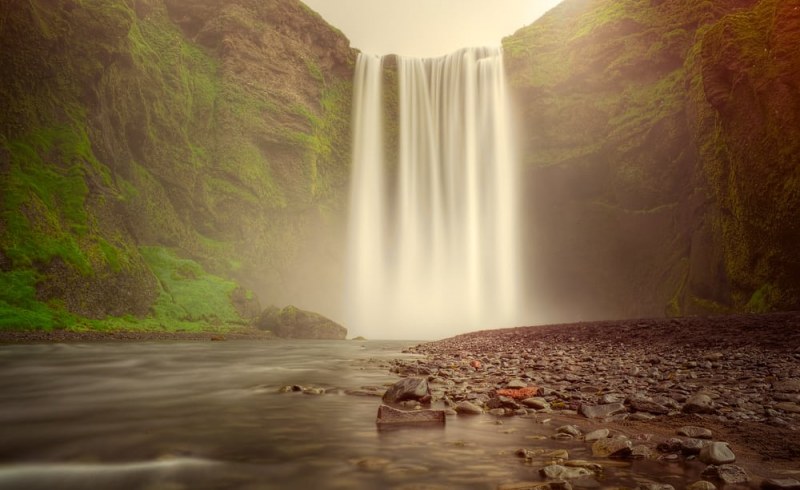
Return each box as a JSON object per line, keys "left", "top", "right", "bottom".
{"left": 504, "top": 0, "right": 799, "bottom": 321}
{"left": 0, "top": 0, "right": 354, "bottom": 330}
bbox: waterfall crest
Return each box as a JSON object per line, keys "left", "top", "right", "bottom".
{"left": 347, "top": 47, "right": 521, "bottom": 340}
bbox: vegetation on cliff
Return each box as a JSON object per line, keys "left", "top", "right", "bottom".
{"left": 504, "top": 0, "right": 798, "bottom": 321}
{"left": 0, "top": 0, "right": 354, "bottom": 331}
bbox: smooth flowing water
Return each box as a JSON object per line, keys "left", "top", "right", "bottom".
{"left": 0, "top": 341, "right": 706, "bottom": 490}
{"left": 347, "top": 47, "right": 522, "bottom": 340}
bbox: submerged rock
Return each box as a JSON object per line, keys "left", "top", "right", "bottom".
{"left": 375, "top": 404, "right": 445, "bottom": 428}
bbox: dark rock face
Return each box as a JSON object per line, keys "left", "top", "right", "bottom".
{"left": 255, "top": 305, "right": 347, "bottom": 339}
{"left": 504, "top": 0, "right": 799, "bottom": 321}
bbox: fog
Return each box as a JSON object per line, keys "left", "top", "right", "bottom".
{"left": 301, "top": 0, "right": 564, "bottom": 57}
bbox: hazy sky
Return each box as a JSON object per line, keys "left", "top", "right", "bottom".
{"left": 301, "top": 0, "right": 564, "bottom": 57}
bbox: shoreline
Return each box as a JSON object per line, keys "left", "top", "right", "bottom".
{"left": 397, "top": 311, "right": 800, "bottom": 480}
{"left": 0, "top": 328, "right": 277, "bottom": 344}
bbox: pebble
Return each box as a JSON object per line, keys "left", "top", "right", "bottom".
{"left": 701, "top": 464, "right": 749, "bottom": 484}
{"left": 522, "top": 397, "right": 551, "bottom": 410}
{"left": 678, "top": 426, "right": 713, "bottom": 439}
{"left": 540, "top": 465, "right": 594, "bottom": 480}
{"left": 584, "top": 428, "right": 609, "bottom": 442}
{"left": 591, "top": 437, "right": 632, "bottom": 458}
{"left": 686, "top": 481, "right": 716, "bottom": 490}
{"left": 762, "top": 478, "right": 800, "bottom": 490}
{"left": 579, "top": 402, "right": 627, "bottom": 419}
{"left": 683, "top": 393, "right": 716, "bottom": 414}
{"left": 455, "top": 400, "right": 483, "bottom": 415}
{"left": 556, "top": 425, "right": 582, "bottom": 437}
{"left": 699, "top": 442, "right": 736, "bottom": 464}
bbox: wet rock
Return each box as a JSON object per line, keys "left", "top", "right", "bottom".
{"left": 657, "top": 438, "right": 684, "bottom": 453}
{"left": 498, "top": 482, "right": 572, "bottom": 490}
{"left": 584, "top": 428, "right": 609, "bottom": 442}
{"left": 522, "top": 397, "right": 551, "bottom": 410}
{"left": 540, "top": 464, "right": 594, "bottom": 480}
{"left": 699, "top": 442, "right": 735, "bottom": 464}
{"left": 506, "top": 379, "right": 529, "bottom": 389}
{"left": 638, "top": 483, "right": 675, "bottom": 490}
{"left": 375, "top": 404, "right": 445, "bottom": 428}
{"left": 628, "top": 396, "right": 670, "bottom": 414}
{"left": 579, "top": 402, "right": 626, "bottom": 419}
{"left": 591, "top": 437, "right": 632, "bottom": 458}
{"left": 382, "top": 378, "right": 430, "bottom": 405}
{"left": 773, "top": 379, "right": 800, "bottom": 393}
{"left": 683, "top": 393, "right": 716, "bottom": 414}
{"left": 488, "top": 396, "right": 521, "bottom": 410}
{"left": 762, "top": 478, "right": 800, "bottom": 490}
{"left": 631, "top": 445, "right": 653, "bottom": 459}
{"left": 686, "top": 481, "right": 716, "bottom": 490}
{"left": 563, "top": 460, "right": 603, "bottom": 473}
{"left": 701, "top": 464, "right": 749, "bottom": 484}
{"left": 556, "top": 425, "right": 582, "bottom": 437}
{"left": 679, "top": 438, "right": 707, "bottom": 455}
{"left": 455, "top": 400, "right": 483, "bottom": 415}
{"left": 279, "top": 384, "right": 304, "bottom": 393}
{"left": 678, "top": 426, "right": 713, "bottom": 439}
{"left": 489, "top": 408, "right": 506, "bottom": 416}
{"left": 302, "top": 387, "right": 325, "bottom": 395}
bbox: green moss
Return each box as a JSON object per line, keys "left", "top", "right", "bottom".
{"left": 139, "top": 246, "right": 244, "bottom": 324}
{"left": 0, "top": 270, "right": 77, "bottom": 330}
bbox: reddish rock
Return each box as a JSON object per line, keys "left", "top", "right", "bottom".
{"left": 497, "top": 387, "right": 541, "bottom": 400}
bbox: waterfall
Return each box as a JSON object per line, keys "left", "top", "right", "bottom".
{"left": 346, "top": 47, "right": 521, "bottom": 340}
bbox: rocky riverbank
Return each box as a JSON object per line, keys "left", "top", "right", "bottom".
{"left": 389, "top": 312, "right": 800, "bottom": 487}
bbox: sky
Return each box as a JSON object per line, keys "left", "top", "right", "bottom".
{"left": 301, "top": 0, "right": 564, "bottom": 58}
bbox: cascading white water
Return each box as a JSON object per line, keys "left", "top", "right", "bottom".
{"left": 347, "top": 47, "right": 521, "bottom": 340}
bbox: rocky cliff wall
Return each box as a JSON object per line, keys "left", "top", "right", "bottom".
{"left": 0, "top": 0, "right": 354, "bottom": 329}
{"left": 504, "top": 0, "right": 799, "bottom": 322}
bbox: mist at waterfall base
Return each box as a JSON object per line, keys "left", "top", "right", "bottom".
{"left": 346, "top": 47, "right": 531, "bottom": 341}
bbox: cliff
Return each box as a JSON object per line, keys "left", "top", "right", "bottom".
{"left": 504, "top": 0, "right": 799, "bottom": 322}
{"left": 0, "top": 0, "right": 354, "bottom": 330}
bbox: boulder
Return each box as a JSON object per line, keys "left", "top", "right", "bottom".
{"left": 255, "top": 305, "right": 347, "bottom": 339}
{"left": 382, "top": 378, "right": 430, "bottom": 405}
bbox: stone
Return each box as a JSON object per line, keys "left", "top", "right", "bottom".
{"left": 678, "top": 426, "right": 713, "bottom": 439}
{"left": 564, "top": 460, "right": 603, "bottom": 473}
{"left": 498, "top": 482, "right": 572, "bottom": 490}
{"left": 584, "top": 428, "right": 609, "bottom": 442}
{"left": 775, "top": 402, "right": 800, "bottom": 413}
{"left": 488, "top": 396, "right": 521, "bottom": 410}
{"left": 497, "top": 387, "right": 541, "bottom": 399}
{"left": 638, "top": 484, "right": 675, "bottom": 490}
{"left": 631, "top": 445, "right": 653, "bottom": 459}
{"left": 579, "top": 402, "right": 627, "bottom": 419}
{"left": 591, "top": 437, "right": 632, "bottom": 458}
{"left": 522, "top": 397, "right": 551, "bottom": 410}
{"left": 683, "top": 393, "right": 716, "bottom": 414}
{"left": 375, "top": 404, "right": 445, "bottom": 428}
{"left": 679, "top": 438, "right": 706, "bottom": 455}
{"left": 455, "top": 400, "right": 483, "bottom": 415}
{"left": 686, "top": 481, "right": 716, "bottom": 490}
{"left": 629, "top": 397, "right": 670, "bottom": 415}
{"left": 701, "top": 464, "right": 749, "bottom": 484}
{"left": 762, "top": 478, "right": 800, "bottom": 490}
{"left": 773, "top": 379, "right": 800, "bottom": 393}
{"left": 382, "top": 378, "right": 430, "bottom": 405}
{"left": 556, "top": 425, "right": 582, "bottom": 437}
{"left": 699, "top": 442, "right": 735, "bottom": 465}
{"left": 506, "top": 379, "right": 528, "bottom": 389}
{"left": 540, "top": 465, "right": 594, "bottom": 480}
{"left": 255, "top": 305, "right": 347, "bottom": 339}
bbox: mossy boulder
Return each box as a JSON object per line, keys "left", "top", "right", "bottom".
{"left": 255, "top": 305, "right": 347, "bottom": 339}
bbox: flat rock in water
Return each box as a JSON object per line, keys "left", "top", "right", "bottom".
{"left": 584, "top": 428, "right": 609, "bottom": 442}
{"left": 592, "top": 437, "right": 633, "bottom": 458}
{"left": 382, "top": 378, "right": 430, "bottom": 404}
{"left": 540, "top": 464, "right": 594, "bottom": 480}
{"left": 699, "top": 442, "right": 735, "bottom": 464}
{"left": 686, "top": 481, "right": 716, "bottom": 490}
{"left": 498, "top": 482, "right": 573, "bottom": 490}
{"left": 580, "top": 402, "right": 627, "bottom": 419}
{"left": 455, "top": 400, "right": 483, "bottom": 415}
{"left": 678, "top": 426, "right": 713, "bottom": 439}
{"left": 762, "top": 479, "right": 800, "bottom": 490}
{"left": 701, "top": 464, "right": 749, "bottom": 484}
{"left": 375, "top": 404, "right": 445, "bottom": 428}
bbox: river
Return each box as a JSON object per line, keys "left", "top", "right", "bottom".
{"left": 0, "top": 340, "right": 707, "bottom": 489}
